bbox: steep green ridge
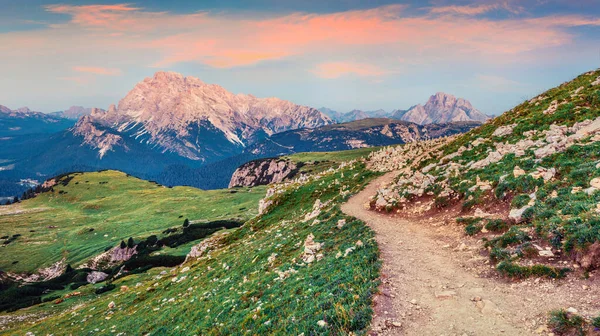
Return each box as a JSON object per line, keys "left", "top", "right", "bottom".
{"left": 373, "top": 69, "right": 600, "bottom": 276}
{"left": 2, "top": 161, "right": 381, "bottom": 335}
{"left": 0, "top": 170, "right": 265, "bottom": 274}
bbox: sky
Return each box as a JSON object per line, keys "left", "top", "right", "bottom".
{"left": 0, "top": 0, "right": 599, "bottom": 116}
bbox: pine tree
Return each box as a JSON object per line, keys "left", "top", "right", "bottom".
{"left": 120, "top": 240, "right": 127, "bottom": 249}
{"left": 183, "top": 218, "right": 190, "bottom": 228}
{"left": 127, "top": 237, "right": 135, "bottom": 248}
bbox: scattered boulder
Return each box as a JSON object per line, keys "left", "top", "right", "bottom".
{"left": 492, "top": 124, "right": 516, "bottom": 137}
{"left": 509, "top": 205, "right": 531, "bottom": 223}
{"left": 513, "top": 166, "right": 526, "bottom": 178}
{"left": 86, "top": 271, "right": 109, "bottom": 284}
{"left": 543, "top": 100, "right": 559, "bottom": 115}
{"left": 301, "top": 233, "right": 322, "bottom": 264}
{"left": 590, "top": 178, "right": 600, "bottom": 189}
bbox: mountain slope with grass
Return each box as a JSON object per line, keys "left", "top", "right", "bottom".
{"left": 0, "top": 150, "right": 382, "bottom": 335}
{"left": 367, "top": 69, "right": 600, "bottom": 332}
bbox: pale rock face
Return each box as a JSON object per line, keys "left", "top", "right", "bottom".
{"left": 397, "top": 92, "right": 489, "bottom": 125}
{"left": 72, "top": 71, "right": 332, "bottom": 161}
{"left": 72, "top": 115, "right": 125, "bottom": 158}
{"left": 229, "top": 159, "right": 298, "bottom": 188}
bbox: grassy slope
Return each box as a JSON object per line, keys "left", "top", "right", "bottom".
{"left": 394, "top": 69, "right": 600, "bottom": 276}
{"left": 0, "top": 170, "right": 265, "bottom": 274}
{"left": 287, "top": 147, "right": 380, "bottom": 176}
{"left": 3, "top": 161, "right": 381, "bottom": 335}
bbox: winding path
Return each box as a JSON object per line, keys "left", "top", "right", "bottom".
{"left": 341, "top": 171, "right": 597, "bottom": 336}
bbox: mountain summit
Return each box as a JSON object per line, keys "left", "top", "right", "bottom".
{"left": 74, "top": 71, "right": 332, "bottom": 161}
{"left": 393, "top": 92, "right": 489, "bottom": 125}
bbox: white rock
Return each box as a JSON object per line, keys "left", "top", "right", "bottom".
{"left": 513, "top": 166, "right": 526, "bottom": 178}
{"left": 509, "top": 205, "right": 531, "bottom": 223}
{"left": 539, "top": 250, "right": 554, "bottom": 257}
{"left": 317, "top": 320, "right": 328, "bottom": 327}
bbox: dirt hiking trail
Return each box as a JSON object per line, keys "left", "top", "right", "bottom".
{"left": 341, "top": 171, "right": 599, "bottom": 336}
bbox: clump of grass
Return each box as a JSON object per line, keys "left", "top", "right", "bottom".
{"left": 497, "top": 261, "right": 570, "bottom": 279}
{"left": 548, "top": 309, "right": 587, "bottom": 336}
{"left": 486, "top": 227, "right": 531, "bottom": 248}
{"left": 489, "top": 247, "right": 511, "bottom": 263}
{"left": 465, "top": 223, "right": 482, "bottom": 236}
{"left": 484, "top": 219, "right": 509, "bottom": 232}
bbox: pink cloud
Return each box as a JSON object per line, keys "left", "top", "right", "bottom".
{"left": 312, "top": 62, "right": 388, "bottom": 79}
{"left": 2, "top": 3, "right": 599, "bottom": 71}
{"left": 73, "top": 66, "right": 122, "bottom": 76}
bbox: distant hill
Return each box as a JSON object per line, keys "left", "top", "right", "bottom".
{"left": 245, "top": 118, "right": 481, "bottom": 157}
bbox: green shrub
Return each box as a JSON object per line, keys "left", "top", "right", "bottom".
{"left": 497, "top": 261, "right": 570, "bottom": 279}
{"left": 489, "top": 248, "right": 510, "bottom": 263}
{"left": 485, "top": 219, "right": 509, "bottom": 232}
{"left": 465, "top": 223, "right": 482, "bottom": 236}
{"left": 548, "top": 309, "right": 587, "bottom": 336}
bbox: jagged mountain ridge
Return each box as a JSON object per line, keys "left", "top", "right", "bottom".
{"left": 77, "top": 71, "right": 333, "bottom": 161}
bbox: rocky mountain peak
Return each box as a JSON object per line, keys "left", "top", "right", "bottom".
{"left": 71, "top": 71, "right": 332, "bottom": 161}
{"left": 396, "top": 92, "right": 488, "bottom": 125}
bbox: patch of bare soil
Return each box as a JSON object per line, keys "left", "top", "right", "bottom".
{"left": 342, "top": 172, "right": 600, "bottom": 336}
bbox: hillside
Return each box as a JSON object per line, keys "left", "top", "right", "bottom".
{"left": 0, "top": 171, "right": 265, "bottom": 275}
{"left": 367, "top": 69, "right": 600, "bottom": 333}
{"left": 0, "top": 151, "right": 382, "bottom": 335}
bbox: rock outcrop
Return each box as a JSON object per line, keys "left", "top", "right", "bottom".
{"left": 229, "top": 158, "right": 299, "bottom": 188}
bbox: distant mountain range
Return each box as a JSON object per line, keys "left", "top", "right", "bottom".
{"left": 0, "top": 72, "right": 486, "bottom": 197}
{"left": 0, "top": 105, "right": 74, "bottom": 136}
{"left": 320, "top": 92, "right": 489, "bottom": 125}
{"left": 245, "top": 118, "right": 481, "bottom": 157}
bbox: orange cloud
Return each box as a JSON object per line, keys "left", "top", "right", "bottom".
{"left": 313, "top": 62, "right": 387, "bottom": 79}
{"left": 73, "top": 66, "right": 122, "bottom": 76}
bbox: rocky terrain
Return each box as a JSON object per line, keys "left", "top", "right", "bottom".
{"left": 393, "top": 92, "right": 490, "bottom": 125}
{"left": 229, "top": 158, "right": 300, "bottom": 188}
